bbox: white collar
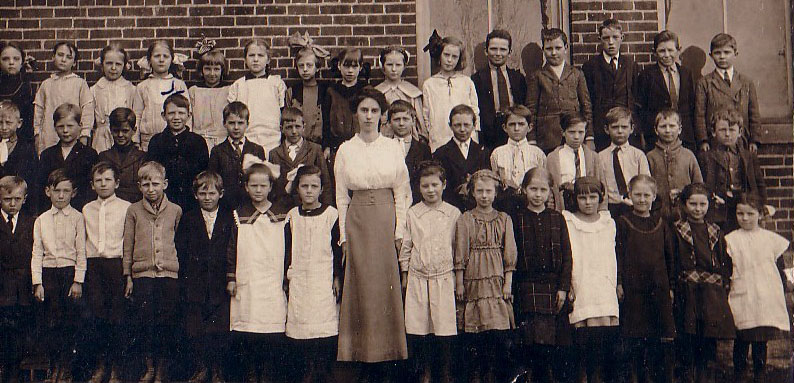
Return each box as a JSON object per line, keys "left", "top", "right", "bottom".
{"left": 603, "top": 51, "right": 619, "bottom": 64}
{"left": 608, "top": 141, "right": 631, "bottom": 151}
{"left": 287, "top": 138, "right": 303, "bottom": 149}
{"left": 508, "top": 138, "right": 527, "bottom": 147}
{"left": 202, "top": 208, "right": 219, "bottom": 217}
{"left": 720, "top": 67, "right": 734, "bottom": 80}
{"left": 453, "top": 137, "right": 471, "bottom": 147}
{"left": 660, "top": 63, "right": 677, "bottom": 73}
{"left": 98, "top": 195, "right": 118, "bottom": 206}
{"left": 51, "top": 72, "right": 78, "bottom": 80}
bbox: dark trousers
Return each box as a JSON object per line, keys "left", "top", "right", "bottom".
{"left": 0, "top": 305, "right": 32, "bottom": 368}
{"left": 625, "top": 337, "right": 675, "bottom": 383}
{"left": 130, "top": 277, "right": 179, "bottom": 359}
{"left": 679, "top": 335, "right": 717, "bottom": 383}
{"left": 85, "top": 258, "right": 126, "bottom": 364}
{"left": 291, "top": 336, "right": 337, "bottom": 383}
{"left": 465, "top": 330, "right": 511, "bottom": 382}
{"left": 234, "top": 332, "right": 287, "bottom": 382}
{"left": 516, "top": 344, "right": 577, "bottom": 383}
{"left": 41, "top": 267, "right": 80, "bottom": 364}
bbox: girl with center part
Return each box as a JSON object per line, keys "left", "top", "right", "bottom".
{"left": 333, "top": 87, "right": 410, "bottom": 379}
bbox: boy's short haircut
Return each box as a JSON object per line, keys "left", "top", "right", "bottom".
{"left": 163, "top": 93, "right": 190, "bottom": 113}
{"left": 654, "top": 108, "right": 681, "bottom": 127}
{"left": 223, "top": 101, "right": 249, "bottom": 123}
{"left": 653, "top": 30, "right": 680, "bottom": 51}
{"left": 504, "top": 105, "right": 533, "bottom": 127}
{"left": 485, "top": 29, "right": 512, "bottom": 50}
{"left": 109, "top": 107, "right": 137, "bottom": 130}
{"left": 598, "top": 19, "right": 623, "bottom": 36}
{"left": 197, "top": 50, "right": 227, "bottom": 80}
{"left": 0, "top": 176, "right": 27, "bottom": 195}
{"left": 0, "top": 100, "right": 21, "bottom": 119}
{"left": 560, "top": 111, "right": 587, "bottom": 132}
{"left": 628, "top": 174, "right": 658, "bottom": 194}
{"left": 193, "top": 170, "right": 224, "bottom": 194}
{"left": 91, "top": 161, "right": 120, "bottom": 181}
{"left": 138, "top": 161, "right": 166, "bottom": 181}
{"left": 710, "top": 33, "right": 737, "bottom": 53}
{"left": 541, "top": 28, "right": 568, "bottom": 47}
{"left": 679, "top": 182, "right": 712, "bottom": 205}
{"left": 387, "top": 99, "right": 418, "bottom": 122}
{"left": 53, "top": 103, "right": 81, "bottom": 125}
{"left": 47, "top": 168, "right": 73, "bottom": 189}
{"left": 604, "top": 106, "right": 633, "bottom": 126}
{"left": 710, "top": 106, "right": 743, "bottom": 129}
{"left": 281, "top": 107, "right": 304, "bottom": 125}
{"left": 448, "top": 104, "right": 477, "bottom": 125}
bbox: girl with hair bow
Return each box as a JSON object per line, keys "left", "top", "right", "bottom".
{"left": 285, "top": 32, "right": 330, "bottom": 145}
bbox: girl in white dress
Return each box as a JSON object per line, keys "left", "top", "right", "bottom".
{"left": 563, "top": 176, "right": 620, "bottom": 382}
{"left": 189, "top": 48, "right": 229, "bottom": 153}
{"left": 227, "top": 155, "right": 287, "bottom": 383}
{"left": 422, "top": 35, "right": 479, "bottom": 152}
{"left": 376, "top": 46, "right": 426, "bottom": 141}
{"left": 284, "top": 165, "right": 342, "bottom": 383}
{"left": 91, "top": 43, "right": 135, "bottom": 153}
{"left": 727, "top": 192, "right": 791, "bottom": 381}
{"left": 132, "top": 40, "right": 189, "bottom": 150}
{"left": 227, "top": 39, "right": 286, "bottom": 152}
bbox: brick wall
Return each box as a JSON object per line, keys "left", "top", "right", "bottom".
{"left": 0, "top": 0, "right": 418, "bottom": 85}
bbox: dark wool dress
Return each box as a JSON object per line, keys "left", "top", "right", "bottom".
{"left": 616, "top": 213, "right": 676, "bottom": 338}
{"left": 512, "top": 208, "right": 573, "bottom": 346}
{"left": 672, "top": 220, "right": 735, "bottom": 339}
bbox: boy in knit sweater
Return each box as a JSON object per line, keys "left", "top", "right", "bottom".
{"left": 123, "top": 161, "right": 182, "bottom": 383}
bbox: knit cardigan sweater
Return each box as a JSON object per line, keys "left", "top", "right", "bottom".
{"left": 123, "top": 195, "right": 182, "bottom": 279}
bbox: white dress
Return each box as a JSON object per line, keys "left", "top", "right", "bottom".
{"left": 421, "top": 73, "right": 480, "bottom": 152}
{"left": 285, "top": 205, "right": 340, "bottom": 339}
{"left": 189, "top": 84, "right": 230, "bottom": 153}
{"left": 91, "top": 77, "right": 136, "bottom": 152}
{"left": 727, "top": 228, "right": 791, "bottom": 332}
{"left": 132, "top": 74, "right": 190, "bottom": 150}
{"left": 563, "top": 210, "right": 619, "bottom": 324}
{"left": 227, "top": 74, "right": 286, "bottom": 152}
{"left": 230, "top": 207, "right": 287, "bottom": 333}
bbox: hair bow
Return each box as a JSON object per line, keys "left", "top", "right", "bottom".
{"left": 242, "top": 153, "right": 281, "bottom": 179}
{"left": 137, "top": 53, "right": 188, "bottom": 79}
{"left": 195, "top": 35, "right": 217, "bottom": 56}
{"left": 288, "top": 32, "right": 330, "bottom": 59}
{"left": 136, "top": 56, "right": 151, "bottom": 73}
{"left": 377, "top": 46, "right": 410, "bottom": 68}
{"left": 284, "top": 164, "right": 305, "bottom": 194}
{"left": 423, "top": 29, "right": 443, "bottom": 59}
{"left": 23, "top": 55, "right": 37, "bottom": 73}
{"left": 93, "top": 56, "right": 133, "bottom": 71}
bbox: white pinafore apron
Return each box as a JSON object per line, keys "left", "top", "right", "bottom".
{"left": 230, "top": 210, "right": 287, "bottom": 333}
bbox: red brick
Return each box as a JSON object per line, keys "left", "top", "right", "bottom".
{"left": 121, "top": 7, "right": 152, "bottom": 16}
{"left": 123, "top": 28, "right": 155, "bottom": 38}
{"left": 136, "top": 17, "right": 167, "bottom": 27}
{"left": 87, "top": 7, "right": 119, "bottom": 17}
{"left": 202, "top": 16, "right": 235, "bottom": 26}
{"left": 287, "top": 4, "right": 320, "bottom": 14}
{"left": 106, "top": 18, "right": 135, "bottom": 28}
{"left": 221, "top": 27, "right": 254, "bottom": 37}
{"left": 268, "top": 15, "right": 301, "bottom": 25}
{"left": 189, "top": 6, "right": 221, "bottom": 16}
{"left": 385, "top": 3, "right": 413, "bottom": 13}
{"left": 0, "top": 31, "right": 24, "bottom": 40}
{"left": 603, "top": 1, "right": 634, "bottom": 10}
{"left": 256, "top": 5, "right": 287, "bottom": 15}
{"left": 353, "top": 4, "right": 383, "bottom": 13}
{"left": 23, "top": 29, "right": 55, "bottom": 40}
{"left": 41, "top": 18, "right": 72, "bottom": 28}
{"left": 635, "top": 1, "right": 657, "bottom": 10}
{"left": 54, "top": 7, "right": 85, "bottom": 17}
{"left": 332, "top": 15, "right": 366, "bottom": 24}
{"left": 385, "top": 25, "right": 413, "bottom": 35}
{"left": 91, "top": 29, "right": 122, "bottom": 39}
{"left": 626, "top": 21, "right": 658, "bottom": 31}
{"left": 155, "top": 29, "right": 187, "bottom": 38}
{"left": 570, "top": 1, "right": 602, "bottom": 11}
{"left": 224, "top": 5, "right": 256, "bottom": 15}
{"left": 154, "top": 6, "right": 187, "bottom": 16}
{"left": 8, "top": 19, "right": 40, "bottom": 28}
{"left": 367, "top": 14, "right": 399, "bottom": 24}
{"left": 21, "top": 8, "right": 53, "bottom": 17}
{"left": 320, "top": 4, "right": 351, "bottom": 14}
{"left": 300, "top": 15, "right": 332, "bottom": 24}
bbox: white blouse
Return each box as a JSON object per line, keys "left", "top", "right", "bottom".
{"left": 727, "top": 228, "right": 791, "bottom": 331}
{"left": 334, "top": 134, "right": 411, "bottom": 243}
{"left": 421, "top": 73, "right": 480, "bottom": 152}
{"left": 91, "top": 77, "right": 136, "bottom": 152}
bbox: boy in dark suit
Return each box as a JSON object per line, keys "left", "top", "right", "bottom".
{"left": 695, "top": 33, "right": 761, "bottom": 153}
{"left": 472, "top": 29, "right": 527, "bottom": 149}
{"left": 97, "top": 107, "right": 146, "bottom": 203}
{"left": 582, "top": 19, "right": 640, "bottom": 151}
{"left": 209, "top": 102, "right": 266, "bottom": 210}
{"left": 388, "top": 100, "right": 432, "bottom": 205}
{"left": 0, "top": 101, "right": 38, "bottom": 213}
{"left": 433, "top": 105, "right": 490, "bottom": 211}
{"left": 636, "top": 30, "right": 697, "bottom": 151}
{"left": 269, "top": 107, "right": 332, "bottom": 213}
{"left": 0, "top": 176, "right": 35, "bottom": 383}
{"left": 526, "top": 28, "right": 593, "bottom": 153}
{"left": 176, "top": 171, "right": 235, "bottom": 383}
{"left": 146, "top": 94, "right": 209, "bottom": 212}
{"left": 699, "top": 107, "right": 765, "bottom": 232}
{"left": 37, "top": 103, "right": 98, "bottom": 213}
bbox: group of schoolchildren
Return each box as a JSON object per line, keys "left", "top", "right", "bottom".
{"left": 0, "top": 14, "right": 788, "bottom": 383}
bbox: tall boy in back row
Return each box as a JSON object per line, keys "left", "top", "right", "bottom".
{"left": 582, "top": 19, "right": 640, "bottom": 151}
{"left": 472, "top": 29, "right": 527, "bottom": 149}
{"left": 696, "top": 33, "right": 761, "bottom": 152}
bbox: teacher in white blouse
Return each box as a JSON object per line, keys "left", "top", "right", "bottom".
{"left": 334, "top": 86, "right": 411, "bottom": 373}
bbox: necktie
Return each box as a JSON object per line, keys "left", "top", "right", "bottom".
{"left": 610, "top": 57, "right": 618, "bottom": 74}
{"left": 496, "top": 68, "right": 510, "bottom": 112}
{"left": 232, "top": 141, "right": 242, "bottom": 158}
{"left": 612, "top": 146, "right": 628, "bottom": 196}
{"left": 5, "top": 213, "right": 12, "bottom": 232}
{"left": 511, "top": 143, "right": 524, "bottom": 184}
{"left": 573, "top": 148, "right": 581, "bottom": 178}
{"left": 723, "top": 70, "right": 731, "bottom": 87}
{"left": 288, "top": 145, "right": 298, "bottom": 161}
{"left": 397, "top": 138, "right": 408, "bottom": 158}
{"left": 667, "top": 67, "right": 678, "bottom": 108}
{"left": 459, "top": 141, "right": 469, "bottom": 159}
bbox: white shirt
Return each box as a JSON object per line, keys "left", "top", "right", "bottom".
{"left": 489, "top": 64, "right": 514, "bottom": 111}
{"left": 287, "top": 138, "right": 303, "bottom": 160}
{"left": 83, "top": 195, "right": 131, "bottom": 259}
{"left": 453, "top": 137, "right": 471, "bottom": 159}
{"left": 598, "top": 142, "right": 651, "bottom": 203}
{"left": 660, "top": 64, "right": 680, "bottom": 98}
{"left": 490, "top": 139, "right": 547, "bottom": 188}
{"left": 559, "top": 144, "right": 586, "bottom": 185}
{"left": 421, "top": 73, "right": 480, "bottom": 152}
{"left": 721, "top": 66, "right": 734, "bottom": 83}
{"left": 201, "top": 208, "right": 218, "bottom": 238}
{"left": 394, "top": 135, "right": 412, "bottom": 158}
{"left": 603, "top": 52, "right": 619, "bottom": 69}
{"left": 334, "top": 134, "right": 411, "bottom": 243}
{"left": 31, "top": 205, "right": 87, "bottom": 285}
{"left": 549, "top": 62, "right": 565, "bottom": 80}
{"left": 3, "top": 211, "right": 18, "bottom": 233}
